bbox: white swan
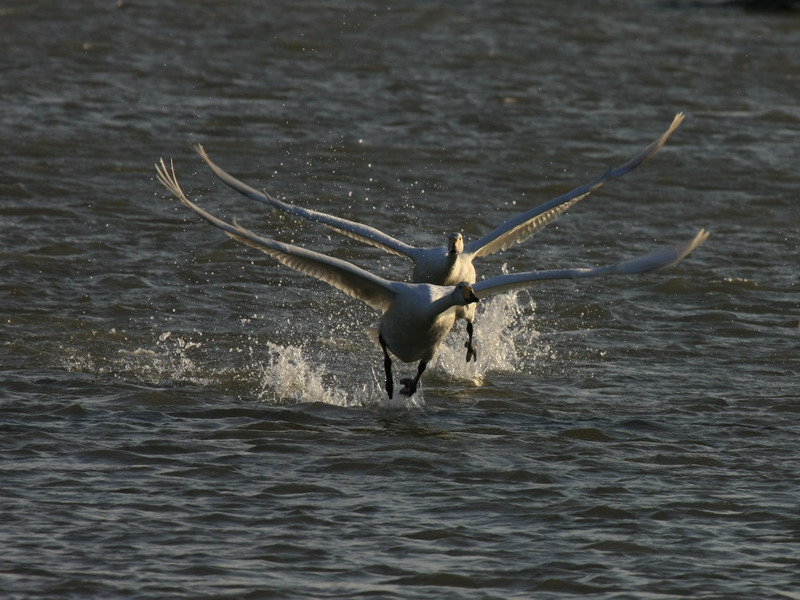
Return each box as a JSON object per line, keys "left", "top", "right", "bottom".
{"left": 195, "top": 113, "right": 685, "bottom": 362}
{"left": 156, "top": 158, "right": 709, "bottom": 399}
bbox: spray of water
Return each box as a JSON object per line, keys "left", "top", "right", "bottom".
{"left": 254, "top": 341, "right": 353, "bottom": 406}
{"left": 434, "top": 291, "right": 537, "bottom": 385}
{"left": 60, "top": 329, "right": 206, "bottom": 387}
{"left": 58, "top": 291, "right": 549, "bottom": 407}
{"left": 248, "top": 291, "right": 543, "bottom": 407}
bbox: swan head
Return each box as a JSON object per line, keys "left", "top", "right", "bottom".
{"left": 454, "top": 282, "right": 480, "bottom": 305}
{"left": 447, "top": 232, "right": 464, "bottom": 255}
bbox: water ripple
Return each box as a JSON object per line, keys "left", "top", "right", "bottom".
{"left": 3, "top": 1, "right": 798, "bottom": 598}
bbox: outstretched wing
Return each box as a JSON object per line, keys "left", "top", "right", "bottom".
{"left": 472, "top": 228, "right": 709, "bottom": 298}
{"left": 195, "top": 144, "right": 418, "bottom": 260}
{"left": 156, "top": 158, "right": 395, "bottom": 313}
{"left": 465, "top": 112, "right": 686, "bottom": 258}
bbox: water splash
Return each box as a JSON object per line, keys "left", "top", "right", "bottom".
{"left": 58, "top": 291, "right": 550, "bottom": 407}
{"left": 434, "top": 291, "right": 543, "bottom": 385}
{"left": 60, "top": 329, "right": 207, "bottom": 387}
{"left": 254, "top": 341, "right": 353, "bottom": 406}
{"left": 239, "top": 339, "right": 424, "bottom": 409}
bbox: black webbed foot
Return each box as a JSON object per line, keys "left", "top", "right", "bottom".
{"left": 398, "top": 378, "right": 418, "bottom": 396}
{"left": 398, "top": 361, "right": 427, "bottom": 397}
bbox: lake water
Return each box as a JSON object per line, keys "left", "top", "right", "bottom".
{"left": 2, "top": 1, "right": 799, "bottom": 598}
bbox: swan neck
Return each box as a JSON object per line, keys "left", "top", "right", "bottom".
{"left": 429, "top": 292, "right": 460, "bottom": 316}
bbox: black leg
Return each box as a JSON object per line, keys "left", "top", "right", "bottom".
{"left": 412, "top": 361, "right": 427, "bottom": 391}
{"left": 464, "top": 321, "right": 477, "bottom": 363}
{"left": 400, "top": 361, "right": 427, "bottom": 397}
{"left": 379, "top": 335, "right": 393, "bottom": 399}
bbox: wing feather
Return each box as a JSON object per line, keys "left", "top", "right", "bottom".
{"left": 156, "top": 159, "right": 395, "bottom": 312}
{"left": 473, "top": 228, "right": 709, "bottom": 298}
{"left": 195, "top": 145, "right": 417, "bottom": 259}
{"left": 466, "top": 112, "right": 686, "bottom": 258}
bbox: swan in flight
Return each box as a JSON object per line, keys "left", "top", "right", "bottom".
{"left": 156, "top": 158, "right": 709, "bottom": 399}
{"left": 194, "top": 112, "right": 685, "bottom": 362}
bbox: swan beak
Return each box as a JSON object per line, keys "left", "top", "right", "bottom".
{"left": 448, "top": 233, "right": 463, "bottom": 255}
{"left": 462, "top": 285, "right": 480, "bottom": 304}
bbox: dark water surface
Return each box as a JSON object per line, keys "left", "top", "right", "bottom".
{"left": 2, "top": 1, "right": 799, "bottom": 598}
